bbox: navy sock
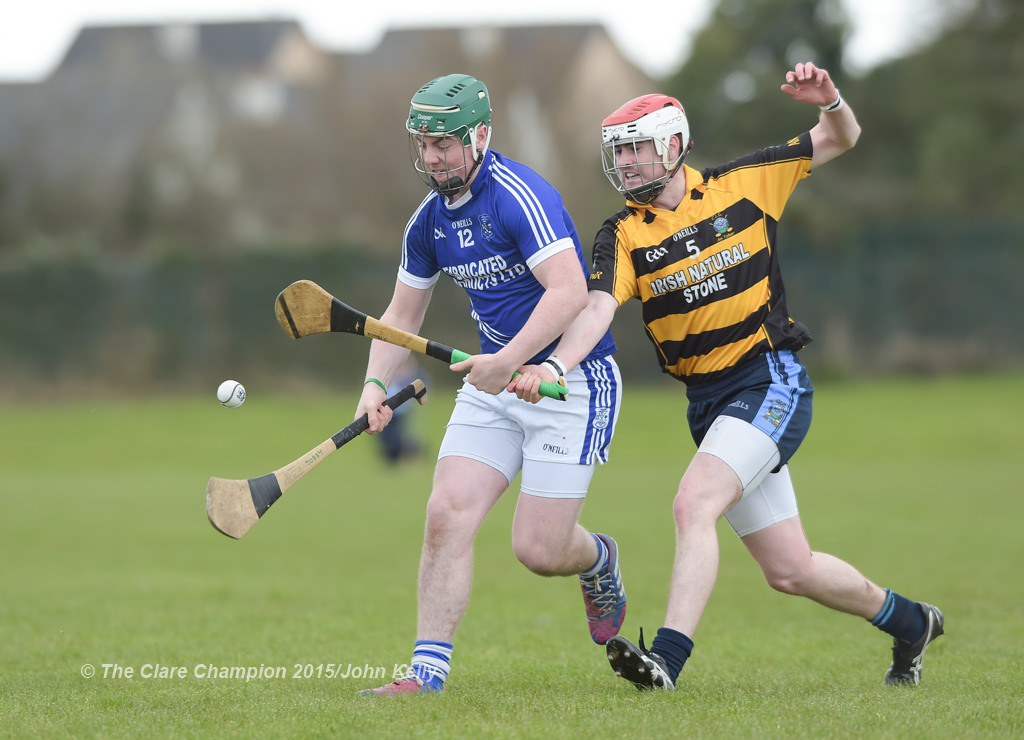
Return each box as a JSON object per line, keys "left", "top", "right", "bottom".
{"left": 870, "top": 589, "right": 926, "bottom": 644}
{"left": 650, "top": 627, "right": 694, "bottom": 683}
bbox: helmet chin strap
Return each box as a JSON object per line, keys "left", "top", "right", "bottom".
{"left": 431, "top": 152, "right": 484, "bottom": 198}
{"left": 625, "top": 149, "right": 686, "bottom": 204}
{"left": 625, "top": 183, "right": 661, "bottom": 205}
{"left": 432, "top": 175, "right": 466, "bottom": 196}
{"left": 424, "top": 124, "right": 491, "bottom": 198}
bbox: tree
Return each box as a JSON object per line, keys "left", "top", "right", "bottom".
{"left": 844, "top": 0, "right": 1024, "bottom": 220}
{"left": 664, "top": 0, "right": 847, "bottom": 161}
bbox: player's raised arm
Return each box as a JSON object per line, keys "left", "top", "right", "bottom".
{"left": 780, "top": 61, "right": 861, "bottom": 168}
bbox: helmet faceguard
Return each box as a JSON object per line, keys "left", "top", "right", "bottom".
{"left": 600, "top": 94, "right": 693, "bottom": 204}
{"left": 407, "top": 74, "right": 492, "bottom": 197}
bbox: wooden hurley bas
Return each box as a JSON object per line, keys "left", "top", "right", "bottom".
{"left": 205, "top": 379, "right": 427, "bottom": 539}
{"left": 274, "top": 279, "right": 568, "bottom": 401}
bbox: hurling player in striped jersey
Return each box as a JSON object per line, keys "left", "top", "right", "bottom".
{"left": 355, "top": 74, "right": 625, "bottom": 696}
{"left": 512, "top": 62, "right": 943, "bottom": 691}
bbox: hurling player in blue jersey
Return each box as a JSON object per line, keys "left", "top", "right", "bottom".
{"left": 513, "top": 63, "right": 943, "bottom": 691}
{"left": 354, "top": 74, "right": 625, "bottom": 696}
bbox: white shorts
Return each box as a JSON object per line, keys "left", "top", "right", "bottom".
{"left": 698, "top": 415, "right": 799, "bottom": 537}
{"left": 438, "top": 356, "right": 621, "bottom": 499}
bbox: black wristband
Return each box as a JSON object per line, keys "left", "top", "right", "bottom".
{"left": 819, "top": 91, "right": 844, "bottom": 112}
{"left": 542, "top": 356, "right": 567, "bottom": 378}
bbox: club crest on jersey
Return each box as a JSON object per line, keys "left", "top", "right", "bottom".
{"left": 479, "top": 213, "right": 495, "bottom": 240}
{"left": 712, "top": 215, "right": 733, "bottom": 239}
{"left": 593, "top": 406, "right": 611, "bottom": 430}
{"left": 763, "top": 399, "right": 788, "bottom": 428}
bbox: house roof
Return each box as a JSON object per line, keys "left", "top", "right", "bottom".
{"left": 56, "top": 19, "right": 306, "bottom": 73}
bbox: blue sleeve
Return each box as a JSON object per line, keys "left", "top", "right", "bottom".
{"left": 398, "top": 195, "right": 442, "bottom": 289}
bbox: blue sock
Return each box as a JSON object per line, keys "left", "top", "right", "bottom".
{"left": 580, "top": 533, "right": 609, "bottom": 576}
{"left": 870, "top": 589, "right": 926, "bottom": 644}
{"left": 411, "top": 640, "right": 453, "bottom": 690}
{"left": 650, "top": 627, "right": 694, "bottom": 683}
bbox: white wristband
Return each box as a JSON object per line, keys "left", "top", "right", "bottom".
{"left": 819, "top": 91, "right": 844, "bottom": 113}
{"left": 542, "top": 356, "right": 567, "bottom": 378}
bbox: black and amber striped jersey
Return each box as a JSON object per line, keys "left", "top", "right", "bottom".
{"left": 589, "top": 132, "right": 815, "bottom": 386}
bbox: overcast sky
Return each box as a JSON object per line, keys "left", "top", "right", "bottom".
{"left": 0, "top": 0, "right": 968, "bottom": 82}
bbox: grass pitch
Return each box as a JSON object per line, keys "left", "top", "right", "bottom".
{"left": 1, "top": 374, "right": 1022, "bottom": 738}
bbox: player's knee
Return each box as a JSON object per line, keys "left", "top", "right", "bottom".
{"left": 424, "top": 489, "right": 477, "bottom": 535}
{"left": 762, "top": 562, "right": 812, "bottom": 596}
{"left": 671, "top": 492, "right": 689, "bottom": 529}
{"left": 765, "top": 572, "right": 802, "bottom": 595}
{"left": 511, "top": 535, "right": 561, "bottom": 576}
{"left": 513, "top": 545, "right": 557, "bottom": 576}
{"left": 672, "top": 483, "right": 723, "bottom": 531}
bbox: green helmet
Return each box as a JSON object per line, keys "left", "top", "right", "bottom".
{"left": 407, "top": 74, "right": 492, "bottom": 196}
{"left": 407, "top": 74, "right": 491, "bottom": 143}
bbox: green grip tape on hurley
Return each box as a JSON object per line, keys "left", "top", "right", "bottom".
{"left": 449, "top": 349, "right": 568, "bottom": 401}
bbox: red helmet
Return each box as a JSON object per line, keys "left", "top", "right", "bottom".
{"left": 600, "top": 94, "right": 693, "bottom": 203}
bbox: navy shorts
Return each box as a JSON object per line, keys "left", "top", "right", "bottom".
{"left": 685, "top": 350, "right": 814, "bottom": 468}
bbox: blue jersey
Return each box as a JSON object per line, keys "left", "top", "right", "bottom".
{"left": 399, "top": 149, "right": 616, "bottom": 364}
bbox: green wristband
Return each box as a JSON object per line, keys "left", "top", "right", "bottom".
{"left": 364, "top": 377, "right": 388, "bottom": 393}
